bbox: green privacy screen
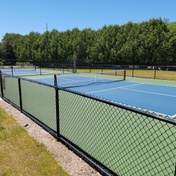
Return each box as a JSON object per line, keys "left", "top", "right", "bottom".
{"left": 21, "top": 79, "right": 56, "bottom": 131}
{"left": 59, "top": 90, "right": 176, "bottom": 176}
{"left": 2, "top": 76, "right": 20, "bottom": 107}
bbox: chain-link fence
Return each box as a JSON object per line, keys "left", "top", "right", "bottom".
{"left": 0, "top": 72, "right": 175, "bottom": 176}
{"left": 21, "top": 79, "right": 56, "bottom": 131}
{"left": 75, "top": 64, "right": 176, "bottom": 80}
{"left": 0, "top": 74, "right": 57, "bottom": 136}
{"left": 1, "top": 76, "right": 20, "bottom": 107}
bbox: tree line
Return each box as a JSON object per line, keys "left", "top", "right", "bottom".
{"left": 0, "top": 18, "right": 176, "bottom": 66}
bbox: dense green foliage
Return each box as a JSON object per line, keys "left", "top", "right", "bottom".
{"left": 0, "top": 18, "right": 176, "bottom": 65}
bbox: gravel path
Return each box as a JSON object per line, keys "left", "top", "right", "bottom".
{"left": 0, "top": 99, "right": 101, "bottom": 176}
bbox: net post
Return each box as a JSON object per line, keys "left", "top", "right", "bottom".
{"left": 54, "top": 74, "right": 57, "bottom": 87}
{"left": 54, "top": 74, "right": 60, "bottom": 141}
{"left": 11, "top": 65, "right": 14, "bottom": 76}
{"left": 154, "top": 68, "right": 156, "bottom": 79}
{"left": 0, "top": 71, "right": 4, "bottom": 98}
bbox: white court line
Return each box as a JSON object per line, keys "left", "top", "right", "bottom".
{"left": 86, "top": 83, "right": 144, "bottom": 94}
{"left": 129, "top": 80, "right": 176, "bottom": 88}
{"left": 87, "top": 83, "right": 176, "bottom": 98}
{"left": 120, "top": 87, "right": 176, "bottom": 98}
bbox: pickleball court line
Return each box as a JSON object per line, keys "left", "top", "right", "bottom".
{"left": 86, "top": 83, "right": 144, "bottom": 93}
{"left": 120, "top": 87, "right": 176, "bottom": 98}
{"left": 87, "top": 83, "right": 176, "bottom": 98}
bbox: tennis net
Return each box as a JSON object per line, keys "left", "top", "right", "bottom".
{"left": 0, "top": 65, "right": 64, "bottom": 77}
{"left": 56, "top": 69, "right": 126, "bottom": 88}
{"left": 0, "top": 65, "right": 37, "bottom": 75}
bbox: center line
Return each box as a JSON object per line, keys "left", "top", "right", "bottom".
{"left": 86, "top": 83, "right": 144, "bottom": 94}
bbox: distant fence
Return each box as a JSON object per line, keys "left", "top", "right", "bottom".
{"left": 0, "top": 72, "right": 176, "bottom": 176}
{"left": 1, "top": 61, "right": 176, "bottom": 80}
{"left": 75, "top": 64, "right": 176, "bottom": 80}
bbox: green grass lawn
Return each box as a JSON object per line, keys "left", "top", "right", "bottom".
{"left": 75, "top": 68, "right": 176, "bottom": 80}
{"left": 0, "top": 108, "right": 69, "bottom": 176}
{"left": 126, "top": 69, "right": 176, "bottom": 80}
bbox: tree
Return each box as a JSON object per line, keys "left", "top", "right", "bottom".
{"left": 0, "top": 18, "right": 175, "bottom": 66}
{"left": 1, "top": 33, "right": 17, "bottom": 65}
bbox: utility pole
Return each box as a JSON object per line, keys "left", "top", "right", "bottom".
{"left": 46, "top": 23, "right": 48, "bottom": 31}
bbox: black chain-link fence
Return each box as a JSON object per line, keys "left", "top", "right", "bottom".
{"left": 75, "top": 64, "right": 176, "bottom": 80}
{"left": 21, "top": 79, "right": 56, "bottom": 131}
{"left": 0, "top": 72, "right": 175, "bottom": 176}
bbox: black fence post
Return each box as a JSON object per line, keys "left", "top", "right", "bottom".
{"left": 132, "top": 65, "right": 134, "bottom": 77}
{"left": 54, "top": 74, "right": 60, "bottom": 141}
{"left": 89, "top": 64, "right": 91, "bottom": 73}
{"left": 0, "top": 71, "right": 4, "bottom": 98}
{"left": 154, "top": 68, "right": 156, "bottom": 79}
{"left": 18, "top": 78, "right": 23, "bottom": 112}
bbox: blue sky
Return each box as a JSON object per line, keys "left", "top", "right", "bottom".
{"left": 0, "top": 0, "right": 176, "bottom": 41}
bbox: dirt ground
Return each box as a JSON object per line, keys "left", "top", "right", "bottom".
{"left": 0, "top": 99, "right": 101, "bottom": 176}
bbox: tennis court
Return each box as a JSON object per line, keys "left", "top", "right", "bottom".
{"left": 0, "top": 65, "right": 63, "bottom": 76}
{"left": 26, "top": 71, "right": 176, "bottom": 118}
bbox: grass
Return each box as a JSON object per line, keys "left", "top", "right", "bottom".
{"left": 0, "top": 108, "right": 69, "bottom": 176}
{"left": 75, "top": 68, "right": 176, "bottom": 80}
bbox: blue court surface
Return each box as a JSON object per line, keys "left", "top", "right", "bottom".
{"left": 29, "top": 74, "right": 176, "bottom": 117}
